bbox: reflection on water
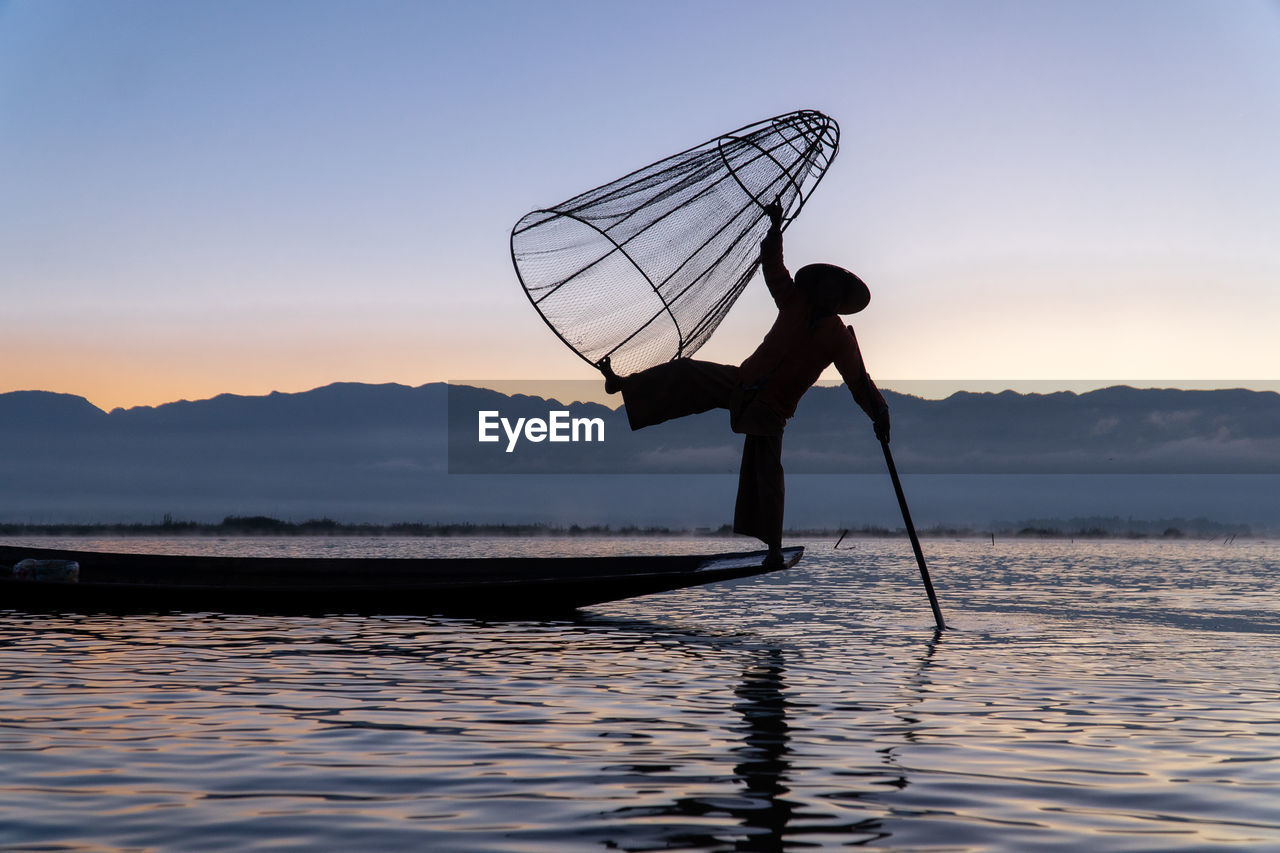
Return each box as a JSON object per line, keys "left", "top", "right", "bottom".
{"left": 1, "top": 538, "right": 1279, "bottom": 850}
{"left": 604, "top": 646, "right": 800, "bottom": 851}
{"left": 733, "top": 648, "right": 794, "bottom": 847}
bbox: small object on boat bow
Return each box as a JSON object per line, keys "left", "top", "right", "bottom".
{"left": 11, "top": 559, "right": 80, "bottom": 584}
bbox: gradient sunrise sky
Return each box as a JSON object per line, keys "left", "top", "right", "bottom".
{"left": 3, "top": 0, "right": 1278, "bottom": 411}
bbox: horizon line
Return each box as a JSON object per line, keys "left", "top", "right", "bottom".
{"left": 3, "top": 378, "right": 1279, "bottom": 414}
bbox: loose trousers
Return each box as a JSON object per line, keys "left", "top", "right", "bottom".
{"left": 621, "top": 359, "right": 785, "bottom": 548}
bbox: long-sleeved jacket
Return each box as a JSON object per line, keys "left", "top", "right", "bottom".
{"left": 737, "top": 224, "right": 887, "bottom": 421}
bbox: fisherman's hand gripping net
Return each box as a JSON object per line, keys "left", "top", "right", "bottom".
{"left": 511, "top": 110, "right": 840, "bottom": 376}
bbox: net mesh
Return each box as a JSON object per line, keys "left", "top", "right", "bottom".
{"left": 511, "top": 109, "right": 840, "bottom": 376}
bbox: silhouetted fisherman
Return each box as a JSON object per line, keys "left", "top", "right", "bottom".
{"left": 600, "top": 201, "right": 889, "bottom": 568}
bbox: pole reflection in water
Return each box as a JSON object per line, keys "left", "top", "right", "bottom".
{"left": 597, "top": 632, "right": 952, "bottom": 850}
{"left": 860, "top": 626, "right": 946, "bottom": 846}
{"left": 662, "top": 633, "right": 949, "bottom": 850}
{"left": 878, "top": 627, "right": 945, "bottom": 780}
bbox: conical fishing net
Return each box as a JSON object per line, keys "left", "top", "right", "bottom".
{"left": 511, "top": 109, "right": 840, "bottom": 376}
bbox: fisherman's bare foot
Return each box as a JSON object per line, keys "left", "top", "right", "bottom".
{"left": 598, "top": 356, "right": 624, "bottom": 394}
{"left": 762, "top": 547, "right": 784, "bottom": 569}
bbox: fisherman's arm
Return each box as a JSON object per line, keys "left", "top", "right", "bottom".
{"left": 760, "top": 200, "right": 792, "bottom": 307}
{"left": 834, "top": 326, "right": 891, "bottom": 443}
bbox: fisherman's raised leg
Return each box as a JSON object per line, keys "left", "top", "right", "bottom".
{"left": 600, "top": 358, "right": 739, "bottom": 431}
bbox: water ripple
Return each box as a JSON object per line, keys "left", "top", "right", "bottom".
{"left": 1, "top": 537, "right": 1278, "bottom": 849}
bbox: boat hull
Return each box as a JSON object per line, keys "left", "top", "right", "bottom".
{"left": 0, "top": 544, "right": 804, "bottom": 617}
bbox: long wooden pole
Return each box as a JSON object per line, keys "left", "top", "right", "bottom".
{"left": 880, "top": 437, "right": 946, "bottom": 630}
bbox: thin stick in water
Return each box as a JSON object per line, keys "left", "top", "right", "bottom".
{"left": 880, "top": 437, "right": 946, "bottom": 631}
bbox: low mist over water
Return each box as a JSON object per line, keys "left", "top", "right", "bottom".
{"left": 2, "top": 384, "right": 1278, "bottom": 531}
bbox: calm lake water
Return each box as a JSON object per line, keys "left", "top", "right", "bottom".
{"left": 2, "top": 535, "right": 1279, "bottom": 851}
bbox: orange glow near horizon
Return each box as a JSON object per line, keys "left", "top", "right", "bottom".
{"left": 0, "top": 340, "right": 583, "bottom": 412}
{"left": 7, "top": 325, "right": 1278, "bottom": 414}
{"left": 5, "top": 259, "right": 1280, "bottom": 412}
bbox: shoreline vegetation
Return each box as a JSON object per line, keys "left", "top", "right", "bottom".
{"left": 0, "top": 514, "right": 1258, "bottom": 541}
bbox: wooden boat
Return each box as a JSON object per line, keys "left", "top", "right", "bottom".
{"left": 0, "top": 543, "right": 803, "bottom": 617}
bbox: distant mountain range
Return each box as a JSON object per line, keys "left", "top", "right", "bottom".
{"left": 1, "top": 382, "right": 1276, "bottom": 527}
{"left": 447, "top": 383, "right": 1280, "bottom": 475}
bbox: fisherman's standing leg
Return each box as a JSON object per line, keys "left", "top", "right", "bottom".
{"left": 734, "top": 433, "right": 785, "bottom": 565}
{"left": 615, "top": 359, "right": 739, "bottom": 431}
